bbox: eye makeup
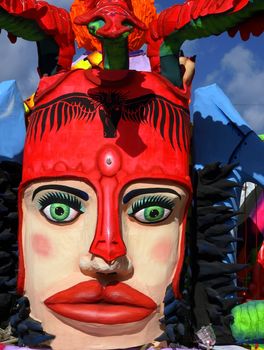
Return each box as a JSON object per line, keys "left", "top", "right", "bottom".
{"left": 32, "top": 184, "right": 89, "bottom": 201}
{"left": 38, "top": 192, "right": 85, "bottom": 213}
{"left": 128, "top": 195, "right": 175, "bottom": 216}
{"left": 127, "top": 194, "right": 177, "bottom": 225}
{"left": 123, "top": 187, "right": 181, "bottom": 204}
{"left": 33, "top": 188, "right": 87, "bottom": 224}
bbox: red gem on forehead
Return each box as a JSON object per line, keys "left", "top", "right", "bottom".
{"left": 97, "top": 145, "right": 122, "bottom": 176}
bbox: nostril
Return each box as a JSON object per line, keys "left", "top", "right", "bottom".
{"left": 96, "top": 272, "right": 117, "bottom": 276}
{"left": 79, "top": 255, "right": 133, "bottom": 278}
{"left": 95, "top": 271, "right": 118, "bottom": 285}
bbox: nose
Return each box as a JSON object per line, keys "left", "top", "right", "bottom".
{"left": 79, "top": 255, "right": 133, "bottom": 278}
{"left": 89, "top": 177, "right": 126, "bottom": 262}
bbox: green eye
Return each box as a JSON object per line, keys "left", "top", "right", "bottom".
{"left": 127, "top": 195, "right": 175, "bottom": 224}
{"left": 50, "top": 203, "right": 70, "bottom": 221}
{"left": 38, "top": 191, "right": 85, "bottom": 224}
{"left": 131, "top": 206, "right": 171, "bottom": 224}
{"left": 43, "top": 203, "right": 80, "bottom": 223}
{"left": 144, "top": 206, "right": 164, "bottom": 221}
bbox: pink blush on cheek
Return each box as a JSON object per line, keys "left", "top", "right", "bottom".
{"left": 151, "top": 239, "right": 174, "bottom": 263}
{"left": 31, "top": 233, "right": 53, "bottom": 257}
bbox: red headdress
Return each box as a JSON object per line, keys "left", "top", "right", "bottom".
{"left": 18, "top": 68, "right": 192, "bottom": 297}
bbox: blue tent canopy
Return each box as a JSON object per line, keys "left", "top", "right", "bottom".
{"left": 0, "top": 80, "right": 26, "bottom": 163}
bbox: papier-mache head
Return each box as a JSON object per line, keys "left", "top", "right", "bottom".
{"left": 18, "top": 67, "right": 192, "bottom": 350}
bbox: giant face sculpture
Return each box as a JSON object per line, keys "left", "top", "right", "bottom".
{"left": 18, "top": 68, "right": 191, "bottom": 350}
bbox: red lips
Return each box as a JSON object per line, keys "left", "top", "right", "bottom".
{"left": 44, "top": 281, "right": 157, "bottom": 324}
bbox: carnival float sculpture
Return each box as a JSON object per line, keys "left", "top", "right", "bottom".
{"left": 0, "top": 0, "right": 264, "bottom": 349}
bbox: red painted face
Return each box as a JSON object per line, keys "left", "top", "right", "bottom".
{"left": 18, "top": 68, "right": 192, "bottom": 298}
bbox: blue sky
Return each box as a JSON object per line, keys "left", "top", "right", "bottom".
{"left": 0, "top": 0, "right": 263, "bottom": 133}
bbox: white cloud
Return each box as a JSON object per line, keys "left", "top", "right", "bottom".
{"left": 0, "top": 33, "right": 38, "bottom": 99}
{"left": 240, "top": 105, "right": 264, "bottom": 132}
{"left": 0, "top": 0, "right": 72, "bottom": 99}
{"left": 205, "top": 45, "right": 264, "bottom": 133}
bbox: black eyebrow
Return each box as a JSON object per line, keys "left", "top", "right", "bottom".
{"left": 32, "top": 185, "right": 89, "bottom": 201}
{"left": 123, "top": 187, "right": 181, "bottom": 204}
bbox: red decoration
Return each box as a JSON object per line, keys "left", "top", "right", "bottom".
{"left": 74, "top": 0, "right": 146, "bottom": 39}
{"left": 17, "top": 68, "right": 192, "bottom": 298}
{"left": 0, "top": 0, "right": 75, "bottom": 70}
{"left": 2, "top": 0, "right": 263, "bottom": 73}
{"left": 228, "top": 14, "right": 264, "bottom": 40}
{"left": 146, "top": 0, "right": 252, "bottom": 42}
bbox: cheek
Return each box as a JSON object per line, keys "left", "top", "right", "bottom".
{"left": 150, "top": 237, "right": 174, "bottom": 263}
{"left": 31, "top": 233, "right": 53, "bottom": 257}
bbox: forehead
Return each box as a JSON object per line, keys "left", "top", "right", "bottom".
{"left": 22, "top": 118, "right": 189, "bottom": 189}
{"left": 22, "top": 70, "right": 190, "bottom": 190}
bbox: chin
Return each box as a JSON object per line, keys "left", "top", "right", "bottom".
{"left": 41, "top": 309, "right": 163, "bottom": 350}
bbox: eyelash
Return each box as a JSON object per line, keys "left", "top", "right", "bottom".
{"left": 129, "top": 195, "right": 175, "bottom": 214}
{"left": 38, "top": 192, "right": 83, "bottom": 211}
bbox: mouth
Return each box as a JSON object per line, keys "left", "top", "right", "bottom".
{"left": 44, "top": 280, "right": 157, "bottom": 324}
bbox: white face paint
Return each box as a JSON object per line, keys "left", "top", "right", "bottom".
{"left": 22, "top": 179, "right": 188, "bottom": 350}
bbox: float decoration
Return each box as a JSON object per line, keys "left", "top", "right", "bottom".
{"left": 0, "top": 0, "right": 264, "bottom": 349}
{"left": 1, "top": 0, "right": 264, "bottom": 77}
{"left": 0, "top": 161, "right": 21, "bottom": 337}
{"left": 6, "top": 40, "right": 192, "bottom": 347}
{"left": 193, "top": 162, "right": 246, "bottom": 344}
{"left": 192, "top": 84, "right": 264, "bottom": 345}
{"left": 193, "top": 84, "right": 264, "bottom": 187}
{"left": 231, "top": 300, "right": 264, "bottom": 344}
{"left": 70, "top": 0, "right": 157, "bottom": 52}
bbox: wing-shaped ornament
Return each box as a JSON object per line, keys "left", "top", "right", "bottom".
{"left": 0, "top": 0, "right": 75, "bottom": 75}
{"left": 146, "top": 0, "right": 264, "bottom": 85}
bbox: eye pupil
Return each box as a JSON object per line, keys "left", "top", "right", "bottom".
{"left": 144, "top": 206, "right": 165, "bottom": 222}
{"left": 150, "top": 209, "right": 160, "bottom": 218}
{"left": 55, "top": 206, "right": 65, "bottom": 216}
{"left": 50, "top": 203, "right": 70, "bottom": 221}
